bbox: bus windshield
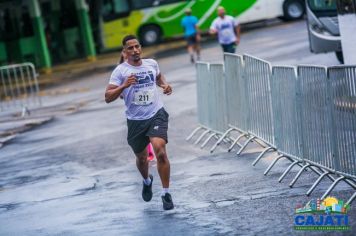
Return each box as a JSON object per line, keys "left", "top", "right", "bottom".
{"left": 307, "top": 0, "right": 337, "bottom": 11}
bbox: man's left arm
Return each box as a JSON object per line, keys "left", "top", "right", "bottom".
{"left": 156, "top": 73, "right": 172, "bottom": 95}
{"left": 234, "top": 18, "right": 241, "bottom": 45}
{"left": 195, "top": 24, "right": 201, "bottom": 42}
{"left": 235, "top": 25, "right": 241, "bottom": 45}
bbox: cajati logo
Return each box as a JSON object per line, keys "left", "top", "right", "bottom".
{"left": 294, "top": 196, "right": 351, "bottom": 231}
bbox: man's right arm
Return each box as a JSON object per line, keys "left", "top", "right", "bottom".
{"left": 209, "top": 20, "right": 217, "bottom": 34}
{"left": 105, "top": 84, "right": 126, "bottom": 103}
{"left": 105, "top": 74, "right": 137, "bottom": 103}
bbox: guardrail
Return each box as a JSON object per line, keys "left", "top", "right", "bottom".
{"left": 0, "top": 63, "right": 41, "bottom": 116}
{"left": 186, "top": 62, "right": 231, "bottom": 148}
{"left": 188, "top": 54, "right": 356, "bottom": 205}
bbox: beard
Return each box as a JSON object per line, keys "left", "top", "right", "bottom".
{"left": 133, "top": 54, "right": 141, "bottom": 62}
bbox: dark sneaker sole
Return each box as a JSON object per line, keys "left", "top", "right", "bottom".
{"left": 163, "top": 202, "right": 174, "bottom": 210}
{"left": 161, "top": 194, "right": 174, "bottom": 210}
{"left": 142, "top": 174, "right": 153, "bottom": 202}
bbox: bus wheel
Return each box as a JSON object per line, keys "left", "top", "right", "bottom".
{"left": 139, "top": 25, "right": 162, "bottom": 46}
{"left": 335, "top": 51, "right": 344, "bottom": 64}
{"left": 283, "top": 0, "right": 304, "bottom": 20}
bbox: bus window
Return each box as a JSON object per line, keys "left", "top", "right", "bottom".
{"left": 131, "top": 0, "right": 157, "bottom": 9}
{"left": 2, "top": 8, "right": 18, "bottom": 41}
{"left": 131, "top": 0, "right": 184, "bottom": 10}
{"left": 20, "top": 6, "right": 33, "bottom": 37}
{"left": 60, "top": 1, "right": 79, "bottom": 29}
{"left": 0, "top": 9, "right": 5, "bottom": 41}
{"left": 157, "top": 0, "right": 187, "bottom": 6}
{"left": 102, "top": 0, "right": 130, "bottom": 21}
{"left": 309, "top": 0, "right": 336, "bottom": 10}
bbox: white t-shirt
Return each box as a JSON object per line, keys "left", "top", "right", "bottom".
{"left": 109, "top": 59, "right": 163, "bottom": 120}
{"left": 210, "top": 15, "right": 239, "bottom": 45}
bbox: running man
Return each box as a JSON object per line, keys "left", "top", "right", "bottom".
{"left": 118, "top": 50, "right": 155, "bottom": 162}
{"left": 209, "top": 6, "right": 241, "bottom": 53}
{"left": 181, "top": 8, "right": 201, "bottom": 63}
{"left": 105, "top": 35, "right": 174, "bottom": 210}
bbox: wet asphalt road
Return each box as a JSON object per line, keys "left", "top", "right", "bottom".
{"left": 0, "top": 20, "right": 355, "bottom": 235}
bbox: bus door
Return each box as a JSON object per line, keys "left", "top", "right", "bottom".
{"left": 100, "top": 0, "right": 131, "bottom": 49}
{"left": 306, "top": 0, "right": 342, "bottom": 59}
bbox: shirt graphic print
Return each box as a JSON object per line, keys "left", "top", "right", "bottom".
{"left": 109, "top": 59, "right": 163, "bottom": 120}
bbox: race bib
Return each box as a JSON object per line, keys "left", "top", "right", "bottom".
{"left": 133, "top": 90, "right": 154, "bottom": 105}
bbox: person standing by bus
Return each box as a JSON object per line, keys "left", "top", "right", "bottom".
{"left": 209, "top": 6, "right": 240, "bottom": 53}
{"left": 105, "top": 35, "right": 174, "bottom": 210}
{"left": 181, "top": 8, "right": 201, "bottom": 63}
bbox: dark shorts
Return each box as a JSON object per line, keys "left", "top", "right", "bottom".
{"left": 186, "top": 34, "right": 197, "bottom": 46}
{"left": 127, "top": 107, "right": 169, "bottom": 154}
{"left": 221, "top": 43, "right": 236, "bottom": 53}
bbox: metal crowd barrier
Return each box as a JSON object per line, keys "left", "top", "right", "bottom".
{"left": 188, "top": 53, "right": 356, "bottom": 205}
{"left": 262, "top": 66, "right": 304, "bottom": 181}
{"left": 209, "top": 54, "right": 249, "bottom": 153}
{"left": 186, "top": 62, "right": 209, "bottom": 141}
{"left": 224, "top": 54, "right": 247, "bottom": 131}
{"left": 298, "top": 66, "right": 335, "bottom": 170}
{"left": 186, "top": 62, "right": 230, "bottom": 148}
{"left": 234, "top": 55, "right": 276, "bottom": 158}
{"left": 325, "top": 66, "right": 356, "bottom": 203}
{"left": 270, "top": 66, "right": 302, "bottom": 159}
{"left": 328, "top": 66, "right": 356, "bottom": 177}
{"left": 244, "top": 55, "right": 274, "bottom": 146}
{"left": 0, "top": 63, "right": 41, "bottom": 115}
{"left": 283, "top": 66, "right": 338, "bottom": 190}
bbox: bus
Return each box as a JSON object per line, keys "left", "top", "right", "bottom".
{"left": 89, "top": 0, "right": 306, "bottom": 50}
{"left": 305, "top": 0, "right": 343, "bottom": 63}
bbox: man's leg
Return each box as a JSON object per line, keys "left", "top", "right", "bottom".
{"left": 149, "top": 137, "right": 170, "bottom": 188}
{"left": 134, "top": 147, "right": 154, "bottom": 202}
{"left": 228, "top": 43, "right": 236, "bottom": 53}
{"left": 194, "top": 43, "right": 201, "bottom": 60}
{"left": 150, "top": 136, "right": 174, "bottom": 210}
{"left": 221, "top": 44, "right": 228, "bottom": 53}
{"left": 187, "top": 44, "right": 194, "bottom": 63}
{"left": 127, "top": 118, "right": 154, "bottom": 202}
{"left": 134, "top": 147, "right": 149, "bottom": 179}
